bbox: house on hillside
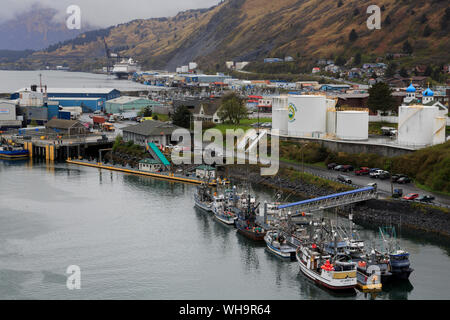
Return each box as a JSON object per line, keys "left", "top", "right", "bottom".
{"left": 193, "top": 101, "right": 223, "bottom": 124}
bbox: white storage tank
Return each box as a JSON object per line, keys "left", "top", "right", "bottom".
{"left": 287, "top": 95, "right": 327, "bottom": 137}
{"left": 336, "top": 110, "right": 369, "bottom": 140}
{"left": 272, "top": 96, "right": 288, "bottom": 135}
{"left": 433, "top": 116, "right": 446, "bottom": 145}
{"left": 398, "top": 105, "right": 439, "bottom": 146}
{"left": 326, "top": 108, "right": 337, "bottom": 136}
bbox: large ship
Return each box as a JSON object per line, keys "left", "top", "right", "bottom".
{"left": 112, "top": 58, "right": 141, "bottom": 79}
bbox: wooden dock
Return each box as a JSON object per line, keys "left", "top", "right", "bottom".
{"left": 66, "top": 159, "right": 218, "bottom": 186}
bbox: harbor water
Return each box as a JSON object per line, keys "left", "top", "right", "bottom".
{"left": 1, "top": 160, "right": 450, "bottom": 300}
{"left": 0, "top": 70, "right": 148, "bottom": 94}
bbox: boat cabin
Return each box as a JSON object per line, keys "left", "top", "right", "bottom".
{"left": 195, "top": 165, "right": 216, "bottom": 179}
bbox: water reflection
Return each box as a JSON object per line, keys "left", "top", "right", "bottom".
{"left": 1, "top": 160, "right": 450, "bottom": 299}
{"left": 382, "top": 280, "right": 414, "bottom": 300}
{"left": 236, "top": 235, "right": 262, "bottom": 273}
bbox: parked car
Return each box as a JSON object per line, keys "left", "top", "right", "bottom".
{"left": 327, "top": 163, "right": 338, "bottom": 170}
{"left": 355, "top": 167, "right": 370, "bottom": 175}
{"left": 417, "top": 195, "right": 435, "bottom": 203}
{"left": 369, "top": 168, "right": 381, "bottom": 174}
{"left": 337, "top": 174, "right": 352, "bottom": 184}
{"left": 334, "top": 165, "right": 345, "bottom": 171}
{"left": 370, "top": 169, "right": 384, "bottom": 178}
{"left": 397, "top": 176, "right": 411, "bottom": 184}
{"left": 378, "top": 171, "right": 391, "bottom": 180}
{"left": 392, "top": 188, "right": 403, "bottom": 198}
{"left": 341, "top": 165, "right": 354, "bottom": 172}
{"left": 402, "top": 193, "right": 419, "bottom": 200}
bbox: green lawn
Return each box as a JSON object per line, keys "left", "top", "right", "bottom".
{"left": 280, "top": 157, "right": 327, "bottom": 169}
{"left": 211, "top": 118, "right": 271, "bottom": 134}
{"left": 153, "top": 113, "right": 169, "bottom": 122}
{"left": 369, "top": 121, "right": 398, "bottom": 135}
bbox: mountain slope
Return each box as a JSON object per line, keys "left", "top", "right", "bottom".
{"left": 9, "top": 0, "right": 450, "bottom": 70}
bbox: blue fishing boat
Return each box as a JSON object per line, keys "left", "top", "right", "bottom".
{"left": 0, "top": 145, "right": 29, "bottom": 159}
{"left": 379, "top": 227, "right": 413, "bottom": 281}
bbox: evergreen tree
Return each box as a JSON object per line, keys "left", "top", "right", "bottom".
{"left": 335, "top": 55, "right": 346, "bottom": 66}
{"left": 399, "top": 67, "right": 409, "bottom": 78}
{"left": 172, "top": 106, "right": 191, "bottom": 129}
{"left": 385, "top": 63, "right": 397, "bottom": 78}
{"left": 403, "top": 40, "right": 413, "bottom": 54}
{"left": 424, "top": 65, "right": 433, "bottom": 77}
{"left": 354, "top": 52, "right": 362, "bottom": 66}
{"left": 423, "top": 25, "right": 432, "bottom": 37}
{"left": 368, "top": 82, "right": 396, "bottom": 114}
{"left": 349, "top": 29, "right": 358, "bottom": 42}
{"left": 384, "top": 15, "right": 391, "bottom": 26}
{"left": 420, "top": 14, "right": 428, "bottom": 24}
{"left": 441, "top": 8, "right": 450, "bottom": 30}
{"left": 337, "top": 0, "right": 343, "bottom": 8}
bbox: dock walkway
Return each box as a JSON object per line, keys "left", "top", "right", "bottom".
{"left": 66, "top": 159, "right": 217, "bottom": 186}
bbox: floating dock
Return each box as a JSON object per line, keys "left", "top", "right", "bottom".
{"left": 66, "top": 159, "right": 217, "bottom": 186}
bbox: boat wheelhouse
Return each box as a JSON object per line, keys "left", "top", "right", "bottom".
{"left": 296, "top": 243, "right": 357, "bottom": 291}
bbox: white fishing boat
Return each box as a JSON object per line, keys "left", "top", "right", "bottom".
{"left": 264, "top": 230, "right": 297, "bottom": 260}
{"left": 212, "top": 200, "right": 237, "bottom": 225}
{"left": 193, "top": 184, "right": 213, "bottom": 212}
{"left": 296, "top": 243, "right": 357, "bottom": 291}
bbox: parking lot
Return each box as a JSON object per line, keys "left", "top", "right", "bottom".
{"left": 280, "top": 160, "right": 450, "bottom": 207}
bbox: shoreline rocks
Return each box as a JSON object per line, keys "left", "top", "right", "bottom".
{"left": 225, "top": 165, "right": 450, "bottom": 239}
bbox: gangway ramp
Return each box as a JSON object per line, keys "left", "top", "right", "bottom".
{"left": 278, "top": 186, "right": 377, "bottom": 215}
{"left": 147, "top": 142, "right": 171, "bottom": 166}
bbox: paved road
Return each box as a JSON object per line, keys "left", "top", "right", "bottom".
{"left": 280, "top": 160, "right": 450, "bottom": 206}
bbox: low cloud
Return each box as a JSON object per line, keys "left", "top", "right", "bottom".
{"left": 0, "top": 0, "right": 220, "bottom": 28}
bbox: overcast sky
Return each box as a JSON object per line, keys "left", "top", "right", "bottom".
{"left": 1, "top": 0, "right": 221, "bottom": 27}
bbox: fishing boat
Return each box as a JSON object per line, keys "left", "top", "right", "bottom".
{"left": 0, "top": 145, "right": 29, "bottom": 159}
{"left": 355, "top": 259, "right": 382, "bottom": 292}
{"left": 235, "top": 193, "right": 266, "bottom": 241}
{"left": 379, "top": 227, "right": 413, "bottom": 281}
{"left": 211, "top": 189, "right": 237, "bottom": 225}
{"left": 343, "top": 213, "right": 366, "bottom": 260}
{"left": 193, "top": 183, "right": 214, "bottom": 212}
{"left": 296, "top": 242, "right": 357, "bottom": 291}
{"left": 212, "top": 204, "right": 237, "bottom": 225}
{"left": 264, "top": 230, "right": 297, "bottom": 260}
{"left": 389, "top": 250, "right": 414, "bottom": 280}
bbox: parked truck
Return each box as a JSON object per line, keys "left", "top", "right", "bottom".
{"left": 93, "top": 116, "right": 107, "bottom": 128}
